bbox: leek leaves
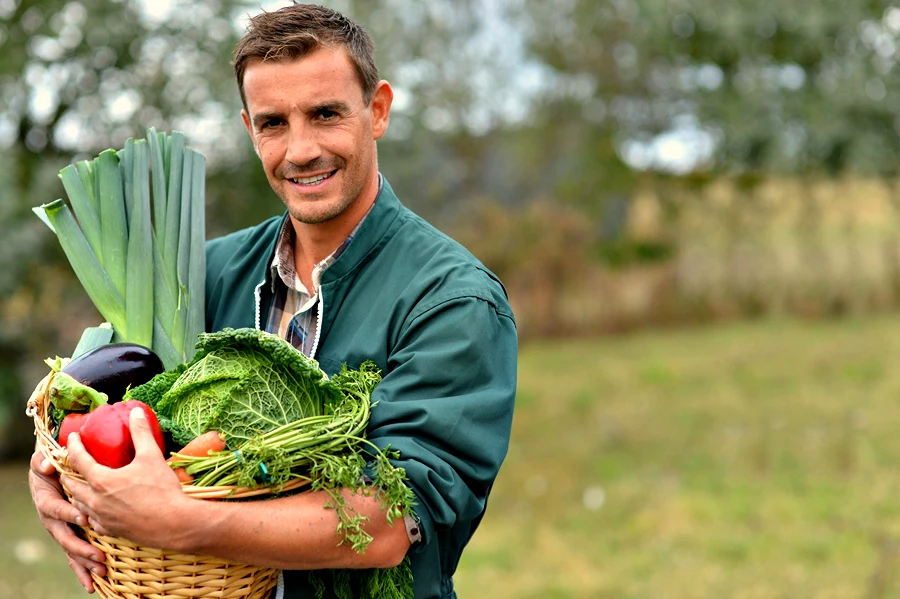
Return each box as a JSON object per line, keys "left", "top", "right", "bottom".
{"left": 34, "top": 129, "right": 206, "bottom": 370}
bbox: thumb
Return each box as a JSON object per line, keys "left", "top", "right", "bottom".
{"left": 128, "top": 407, "right": 163, "bottom": 458}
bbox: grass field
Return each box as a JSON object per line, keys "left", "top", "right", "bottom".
{"left": 5, "top": 316, "right": 900, "bottom": 598}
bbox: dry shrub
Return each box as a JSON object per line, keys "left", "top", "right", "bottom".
{"left": 452, "top": 197, "right": 680, "bottom": 338}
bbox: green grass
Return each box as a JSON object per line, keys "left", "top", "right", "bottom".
{"left": 6, "top": 316, "right": 900, "bottom": 597}
{"left": 453, "top": 316, "right": 900, "bottom": 599}
{"left": 0, "top": 463, "right": 85, "bottom": 598}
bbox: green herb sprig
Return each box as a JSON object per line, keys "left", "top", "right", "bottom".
{"left": 164, "top": 360, "right": 416, "bottom": 598}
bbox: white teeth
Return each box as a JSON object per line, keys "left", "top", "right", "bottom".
{"left": 291, "top": 173, "right": 330, "bottom": 185}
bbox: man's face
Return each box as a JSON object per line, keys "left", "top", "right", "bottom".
{"left": 241, "top": 47, "right": 391, "bottom": 225}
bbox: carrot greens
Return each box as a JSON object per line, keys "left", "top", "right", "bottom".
{"left": 127, "top": 328, "right": 416, "bottom": 599}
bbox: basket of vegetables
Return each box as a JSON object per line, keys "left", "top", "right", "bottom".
{"left": 28, "top": 328, "right": 413, "bottom": 599}
{"left": 26, "top": 342, "right": 291, "bottom": 599}
{"left": 27, "top": 131, "right": 415, "bottom": 599}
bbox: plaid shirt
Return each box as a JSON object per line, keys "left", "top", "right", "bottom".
{"left": 265, "top": 180, "right": 379, "bottom": 356}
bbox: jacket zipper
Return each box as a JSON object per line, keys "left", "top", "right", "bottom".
{"left": 309, "top": 288, "right": 324, "bottom": 359}
{"left": 255, "top": 272, "right": 323, "bottom": 360}
{"left": 254, "top": 279, "right": 265, "bottom": 331}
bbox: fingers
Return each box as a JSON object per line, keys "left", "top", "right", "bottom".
{"left": 29, "top": 463, "right": 84, "bottom": 527}
{"left": 60, "top": 473, "right": 92, "bottom": 516}
{"left": 129, "top": 407, "right": 162, "bottom": 458}
{"left": 29, "top": 440, "right": 108, "bottom": 591}
{"left": 46, "top": 514, "right": 105, "bottom": 566}
{"left": 67, "top": 552, "right": 101, "bottom": 593}
{"left": 30, "top": 450, "right": 55, "bottom": 476}
{"left": 65, "top": 431, "right": 100, "bottom": 478}
{"left": 28, "top": 447, "right": 107, "bottom": 578}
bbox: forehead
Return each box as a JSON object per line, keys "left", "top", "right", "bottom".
{"left": 242, "top": 47, "right": 364, "bottom": 113}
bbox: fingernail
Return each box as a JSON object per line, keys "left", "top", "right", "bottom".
{"left": 75, "top": 515, "right": 86, "bottom": 526}
{"left": 131, "top": 407, "right": 146, "bottom": 420}
{"left": 91, "top": 566, "right": 100, "bottom": 574}
{"left": 40, "top": 459, "right": 50, "bottom": 469}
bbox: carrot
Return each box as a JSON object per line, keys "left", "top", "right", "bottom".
{"left": 167, "top": 430, "right": 226, "bottom": 483}
{"left": 173, "top": 466, "right": 194, "bottom": 484}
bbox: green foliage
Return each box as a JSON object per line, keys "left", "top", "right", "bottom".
{"left": 135, "top": 328, "right": 341, "bottom": 447}
{"left": 596, "top": 239, "right": 675, "bottom": 269}
{"left": 144, "top": 330, "right": 416, "bottom": 598}
{"left": 519, "top": 0, "right": 900, "bottom": 176}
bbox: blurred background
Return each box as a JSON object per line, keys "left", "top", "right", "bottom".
{"left": 4, "top": 0, "right": 900, "bottom": 597}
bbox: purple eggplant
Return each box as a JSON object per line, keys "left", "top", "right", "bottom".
{"left": 62, "top": 343, "right": 164, "bottom": 403}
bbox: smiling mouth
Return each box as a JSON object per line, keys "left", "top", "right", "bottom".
{"left": 289, "top": 170, "right": 337, "bottom": 186}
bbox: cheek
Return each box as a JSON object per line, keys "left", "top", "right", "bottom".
{"left": 255, "top": 138, "right": 282, "bottom": 168}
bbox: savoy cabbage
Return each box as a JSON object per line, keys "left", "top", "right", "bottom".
{"left": 129, "top": 328, "right": 343, "bottom": 447}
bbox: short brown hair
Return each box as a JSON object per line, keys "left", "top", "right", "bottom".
{"left": 233, "top": 3, "right": 379, "bottom": 109}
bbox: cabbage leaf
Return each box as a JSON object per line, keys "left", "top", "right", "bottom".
{"left": 129, "top": 328, "right": 343, "bottom": 446}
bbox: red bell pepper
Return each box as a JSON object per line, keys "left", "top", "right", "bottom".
{"left": 58, "top": 413, "right": 89, "bottom": 448}
{"left": 74, "top": 400, "right": 165, "bottom": 469}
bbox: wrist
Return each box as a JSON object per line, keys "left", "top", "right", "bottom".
{"left": 161, "top": 493, "right": 212, "bottom": 554}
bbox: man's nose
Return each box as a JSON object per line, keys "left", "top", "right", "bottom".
{"left": 285, "top": 122, "right": 322, "bottom": 166}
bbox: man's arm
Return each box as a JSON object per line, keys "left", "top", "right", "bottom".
{"left": 62, "top": 408, "right": 411, "bottom": 570}
{"left": 364, "top": 292, "right": 518, "bottom": 551}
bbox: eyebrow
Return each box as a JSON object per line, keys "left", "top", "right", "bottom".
{"left": 310, "top": 101, "right": 352, "bottom": 115}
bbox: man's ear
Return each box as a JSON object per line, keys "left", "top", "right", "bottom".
{"left": 370, "top": 80, "right": 393, "bottom": 141}
{"left": 241, "top": 109, "right": 259, "bottom": 157}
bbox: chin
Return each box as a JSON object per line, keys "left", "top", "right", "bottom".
{"left": 288, "top": 203, "right": 347, "bottom": 225}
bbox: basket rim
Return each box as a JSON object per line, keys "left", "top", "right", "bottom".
{"left": 28, "top": 370, "right": 308, "bottom": 499}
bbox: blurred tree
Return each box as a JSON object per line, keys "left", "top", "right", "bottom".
{"left": 6, "top": 0, "right": 900, "bottom": 457}
{"left": 515, "top": 0, "right": 900, "bottom": 178}
{"left": 0, "top": 0, "right": 262, "bottom": 458}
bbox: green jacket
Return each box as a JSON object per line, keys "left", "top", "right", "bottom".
{"left": 205, "top": 178, "right": 518, "bottom": 599}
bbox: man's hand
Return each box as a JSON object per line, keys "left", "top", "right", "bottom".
{"left": 28, "top": 450, "right": 105, "bottom": 593}
{"left": 62, "top": 406, "right": 189, "bottom": 549}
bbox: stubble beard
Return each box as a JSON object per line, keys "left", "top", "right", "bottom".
{"left": 285, "top": 193, "right": 356, "bottom": 225}
{"left": 271, "top": 157, "right": 361, "bottom": 225}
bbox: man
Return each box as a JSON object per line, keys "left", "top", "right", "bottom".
{"left": 28, "top": 4, "right": 517, "bottom": 598}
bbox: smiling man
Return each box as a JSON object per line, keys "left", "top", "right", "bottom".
{"left": 239, "top": 42, "right": 392, "bottom": 292}
{"left": 29, "top": 5, "right": 517, "bottom": 599}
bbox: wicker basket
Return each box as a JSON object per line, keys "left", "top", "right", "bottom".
{"left": 26, "top": 370, "right": 306, "bottom": 599}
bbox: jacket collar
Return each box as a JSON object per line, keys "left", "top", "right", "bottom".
{"left": 318, "top": 174, "right": 403, "bottom": 285}
{"left": 258, "top": 174, "right": 403, "bottom": 296}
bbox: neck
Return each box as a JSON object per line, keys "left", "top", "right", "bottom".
{"left": 290, "top": 170, "right": 379, "bottom": 289}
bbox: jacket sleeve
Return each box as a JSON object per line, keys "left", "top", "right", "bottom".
{"left": 365, "top": 290, "right": 517, "bottom": 550}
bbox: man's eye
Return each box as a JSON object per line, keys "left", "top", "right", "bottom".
{"left": 259, "top": 119, "right": 282, "bottom": 130}
{"left": 317, "top": 110, "right": 338, "bottom": 120}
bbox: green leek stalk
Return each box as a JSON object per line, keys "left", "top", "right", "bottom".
{"left": 38, "top": 199, "right": 127, "bottom": 336}
{"left": 125, "top": 139, "right": 154, "bottom": 349}
{"left": 97, "top": 149, "right": 128, "bottom": 300}
{"left": 35, "top": 129, "right": 206, "bottom": 369}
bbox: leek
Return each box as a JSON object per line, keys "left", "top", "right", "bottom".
{"left": 96, "top": 150, "right": 128, "bottom": 298}
{"left": 71, "top": 324, "right": 114, "bottom": 359}
{"left": 75, "top": 160, "right": 97, "bottom": 214}
{"left": 119, "top": 138, "right": 135, "bottom": 224}
{"left": 36, "top": 199, "right": 127, "bottom": 336}
{"left": 35, "top": 129, "right": 207, "bottom": 370}
{"left": 148, "top": 128, "right": 168, "bottom": 243}
{"left": 125, "top": 139, "right": 154, "bottom": 349}
{"left": 186, "top": 149, "right": 207, "bottom": 352}
{"left": 58, "top": 164, "right": 102, "bottom": 260}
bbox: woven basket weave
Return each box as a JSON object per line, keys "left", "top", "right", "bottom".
{"left": 26, "top": 370, "right": 305, "bottom": 599}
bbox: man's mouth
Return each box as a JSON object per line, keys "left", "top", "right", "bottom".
{"left": 289, "top": 170, "right": 337, "bottom": 185}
